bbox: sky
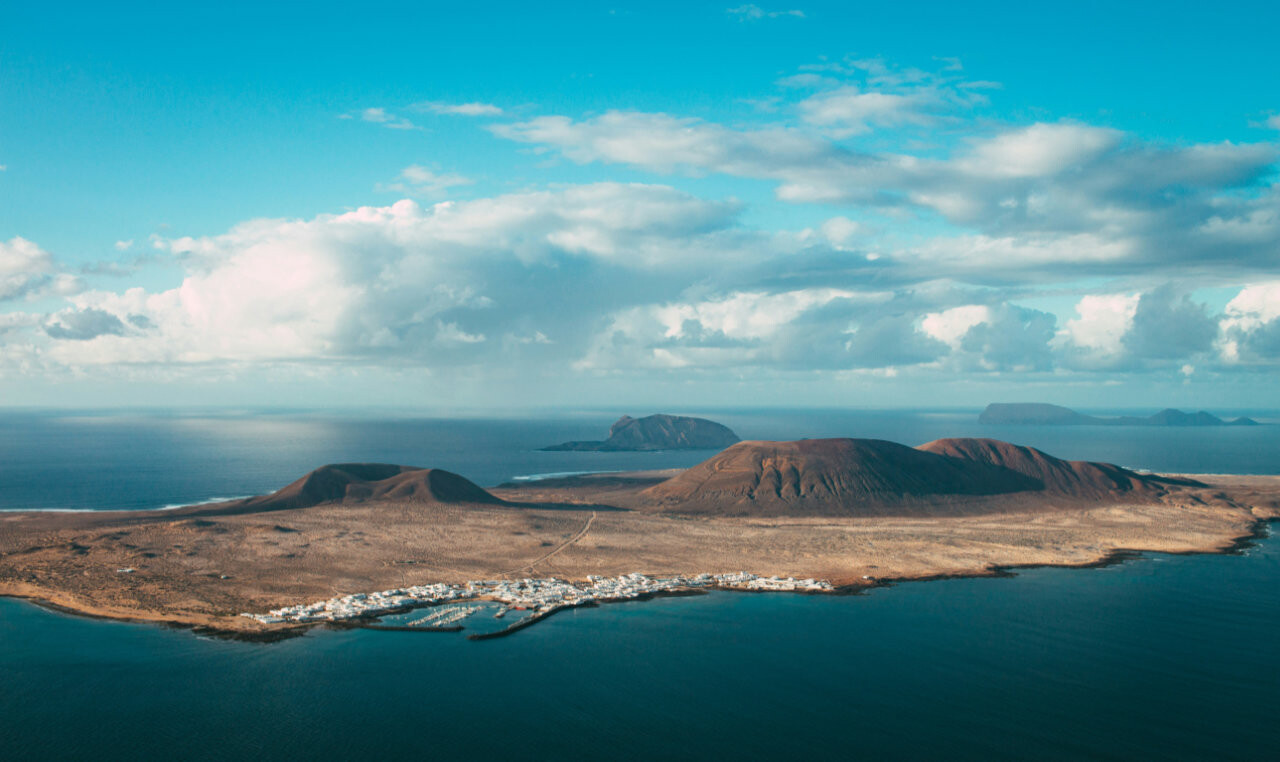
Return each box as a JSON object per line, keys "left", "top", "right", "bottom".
{"left": 1, "top": 1, "right": 1278, "bottom": 411}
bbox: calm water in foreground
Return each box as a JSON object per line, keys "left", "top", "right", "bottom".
{"left": 1, "top": 409, "right": 1278, "bottom": 759}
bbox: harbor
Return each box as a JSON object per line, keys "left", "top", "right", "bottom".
{"left": 241, "top": 572, "right": 835, "bottom": 637}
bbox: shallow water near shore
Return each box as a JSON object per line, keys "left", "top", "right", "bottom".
{"left": 2, "top": 409, "right": 1279, "bottom": 759}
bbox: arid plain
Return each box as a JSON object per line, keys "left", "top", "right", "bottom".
{"left": 2, "top": 438, "right": 1278, "bottom": 637}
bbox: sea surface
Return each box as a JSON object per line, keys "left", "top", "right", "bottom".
{"left": 1, "top": 409, "right": 1278, "bottom": 760}
{"left": 3, "top": 407, "right": 1280, "bottom": 511}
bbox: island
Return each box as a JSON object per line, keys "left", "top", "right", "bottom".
{"left": 1, "top": 436, "right": 1277, "bottom": 639}
{"left": 541, "top": 413, "right": 741, "bottom": 451}
{"left": 979, "top": 403, "right": 1259, "bottom": 426}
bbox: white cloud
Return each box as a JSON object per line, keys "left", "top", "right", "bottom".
{"left": 1059, "top": 293, "right": 1140, "bottom": 359}
{"left": 346, "top": 107, "right": 419, "bottom": 130}
{"left": 114, "top": 239, "right": 134, "bottom": 251}
{"left": 797, "top": 86, "right": 931, "bottom": 135}
{"left": 922, "top": 305, "right": 991, "bottom": 347}
{"left": 1219, "top": 282, "right": 1280, "bottom": 362}
{"left": 377, "top": 165, "right": 474, "bottom": 198}
{"left": 15, "top": 184, "right": 768, "bottom": 371}
{"left": 901, "top": 233, "right": 1134, "bottom": 274}
{"left": 1, "top": 237, "right": 80, "bottom": 302}
{"left": 1223, "top": 281, "right": 1280, "bottom": 328}
{"left": 434, "top": 320, "right": 485, "bottom": 345}
{"left": 413, "top": 101, "right": 504, "bottom": 117}
{"left": 819, "top": 216, "right": 861, "bottom": 248}
{"left": 1266, "top": 114, "right": 1280, "bottom": 130}
{"left": 956, "top": 123, "right": 1120, "bottom": 178}
{"left": 575, "top": 288, "right": 906, "bottom": 371}
{"left": 726, "top": 5, "right": 805, "bottom": 21}
{"left": 491, "top": 94, "right": 1278, "bottom": 280}
{"left": 654, "top": 288, "right": 866, "bottom": 340}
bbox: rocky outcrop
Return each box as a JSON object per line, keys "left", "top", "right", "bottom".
{"left": 543, "top": 414, "right": 741, "bottom": 451}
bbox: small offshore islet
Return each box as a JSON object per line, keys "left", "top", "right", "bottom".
{"left": 241, "top": 572, "right": 834, "bottom": 627}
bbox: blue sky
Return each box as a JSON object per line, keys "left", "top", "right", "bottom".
{"left": 2, "top": 1, "right": 1278, "bottom": 410}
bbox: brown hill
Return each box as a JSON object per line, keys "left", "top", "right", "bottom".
{"left": 916, "top": 438, "right": 1166, "bottom": 500}
{"left": 642, "top": 438, "right": 1041, "bottom": 517}
{"left": 226, "top": 463, "right": 501, "bottom": 512}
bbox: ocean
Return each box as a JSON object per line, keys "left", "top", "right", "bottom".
{"left": 1, "top": 409, "right": 1278, "bottom": 760}
{"left": 3, "top": 408, "right": 1279, "bottom": 512}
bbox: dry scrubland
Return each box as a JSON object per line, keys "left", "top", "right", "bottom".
{"left": 1, "top": 469, "right": 1276, "bottom": 636}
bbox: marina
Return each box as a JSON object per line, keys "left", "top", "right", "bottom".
{"left": 241, "top": 572, "right": 835, "bottom": 636}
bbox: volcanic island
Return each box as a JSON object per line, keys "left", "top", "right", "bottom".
{"left": 2, "top": 434, "right": 1277, "bottom": 639}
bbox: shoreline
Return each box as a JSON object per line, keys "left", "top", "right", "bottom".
{"left": 858, "top": 516, "right": 1276, "bottom": 594}
{"left": 4, "top": 516, "right": 1273, "bottom": 643}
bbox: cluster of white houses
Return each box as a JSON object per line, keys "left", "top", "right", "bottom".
{"left": 241, "top": 572, "right": 833, "bottom": 625}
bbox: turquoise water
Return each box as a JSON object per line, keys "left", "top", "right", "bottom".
{"left": 1, "top": 410, "right": 1278, "bottom": 759}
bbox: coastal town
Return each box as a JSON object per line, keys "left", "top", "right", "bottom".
{"left": 241, "top": 572, "right": 835, "bottom": 632}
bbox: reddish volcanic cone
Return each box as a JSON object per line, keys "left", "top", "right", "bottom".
{"left": 916, "top": 438, "right": 1164, "bottom": 500}
{"left": 642, "top": 438, "right": 1040, "bottom": 517}
{"left": 228, "top": 463, "right": 501, "bottom": 512}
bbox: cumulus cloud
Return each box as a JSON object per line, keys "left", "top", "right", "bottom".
{"left": 958, "top": 305, "right": 1058, "bottom": 371}
{"left": 1058, "top": 293, "right": 1140, "bottom": 367}
{"left": 1050, "top": 287, "right": 1224, "bottom": 371}
{"left": 1121, "top": 285, "right": 1218, "bottom": 360}
{"left": 0, "top": 237, "right": 80, "bottom": 301}
{"left": 1221, "top": 281, "right": 1280, "bottom": 362}
{"left": 13, "top": 184, "right": 782, "bottom": 371}
{"left": 570, "top": 288, "right": 955, "bottom": 372}
{"left": 922, "top": 305, "right": 993, "bottom": 347}
{"left": 924, "top": 303, "right": 1057, "bottom": 371}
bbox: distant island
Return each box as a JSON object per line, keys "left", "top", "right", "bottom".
{"left": 979, "top": 403, "right": 1259, "bottom": 427}
{"left": 542, "top": 413, "right": 740, "bottom": 451}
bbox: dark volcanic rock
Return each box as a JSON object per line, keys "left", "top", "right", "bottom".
{"left": 543, "top": 414, "right": 741, "bottom": 452}
{"left": 225, "top": 463, "right": 501, "bottom": 512}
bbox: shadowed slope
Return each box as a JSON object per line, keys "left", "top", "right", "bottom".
{"left": 916, "top": 438, "right": 1172, "bottom": 499}
{"left": 643, "top": 438, "right": 1040, "bottom": 516}
{"left": 226, "top": 463, "right": 502, "bottom": 512}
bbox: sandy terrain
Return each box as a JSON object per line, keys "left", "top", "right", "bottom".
{"left": 1, "top": 472, "right": 1277, "bottom": 637}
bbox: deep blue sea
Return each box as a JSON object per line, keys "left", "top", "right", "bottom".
{"left": 2, "top": 409, "right": 1278, "bottom": 760}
